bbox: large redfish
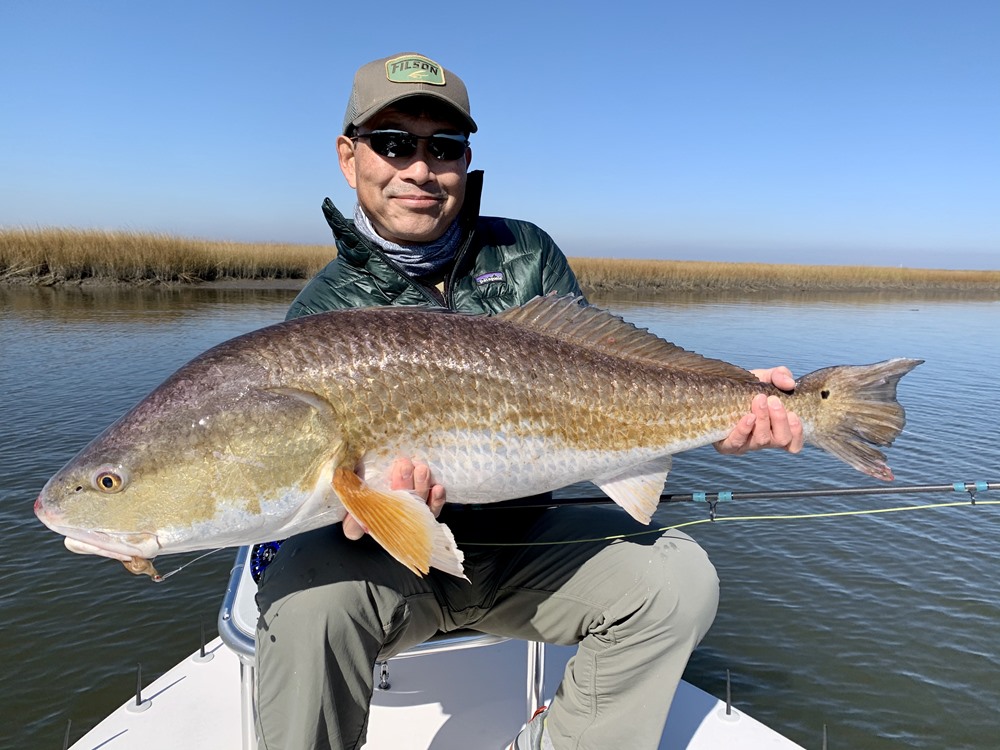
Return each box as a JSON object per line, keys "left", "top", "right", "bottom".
{"left": 34, "top": 295, "right": 921, "bottom": 579}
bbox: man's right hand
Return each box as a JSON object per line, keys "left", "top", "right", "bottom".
{"left": 342, "top": 458, "right": 447, "bottom": 540}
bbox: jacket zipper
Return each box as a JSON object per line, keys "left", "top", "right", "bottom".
{"left": 352, "top": 221, "right": 476, "bottom": 311}
{"left": 354, "top": 237, "right": 444, "bottom": 308}
{"left": 444, "top": 229, "right": 476, "bottom": 310}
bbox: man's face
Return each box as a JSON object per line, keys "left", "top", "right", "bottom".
{"left": 337, "top": 106, "right": 472, "bottom": 245}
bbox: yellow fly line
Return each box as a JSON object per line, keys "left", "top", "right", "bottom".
{"left": 458, "top": 498, "right": 1000, "bottom": 548}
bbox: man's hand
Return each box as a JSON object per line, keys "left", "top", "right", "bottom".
{"left": 715, "top": 366, "right": 805, "bottom": 455}
{"left": 342, "top": 458, "right": 447, "bottom": 540}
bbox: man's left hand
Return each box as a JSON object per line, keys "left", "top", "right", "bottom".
{"left": 715, "top": 366, "right": 804, "bottom": 455}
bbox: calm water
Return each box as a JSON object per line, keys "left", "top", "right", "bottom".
{"left": 2, "top": 286, "right": 998, "bottom": 749}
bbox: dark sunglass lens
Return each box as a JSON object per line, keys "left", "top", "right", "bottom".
{"left": 428, "top": 137, "right": 468, "bottom": 161}
{"left": 368, "top": 132, "right": 418, "bottom": 158}
{"left": 360, "top": 131, "right": 466, "bottom": 161}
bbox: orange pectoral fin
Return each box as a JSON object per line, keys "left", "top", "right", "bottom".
{"left": 332, "top": 468, "right": 465, "bottom": 579}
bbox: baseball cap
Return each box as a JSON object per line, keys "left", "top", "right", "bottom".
{"left": 342, "top": 52, "right": 477, "bottom": 135}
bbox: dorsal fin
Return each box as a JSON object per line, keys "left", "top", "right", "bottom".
{"left": 497, "top": 295, "right": 760, "bottom": 382}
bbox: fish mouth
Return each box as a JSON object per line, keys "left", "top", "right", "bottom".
{"left": 61, "top": 528, "right": 160, "bottom": 562}
{"left": 35, "top": 498, "right": 161, "bottom": 562}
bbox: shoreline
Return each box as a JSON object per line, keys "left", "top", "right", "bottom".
{"left": 4, "top": 274, "right": 999, "bottom": 300}
{"left": 2, "top": 227, "right": 998, "bottom": 296}
{"left": 0, "top": 275, "right": 312, "bottom": 290}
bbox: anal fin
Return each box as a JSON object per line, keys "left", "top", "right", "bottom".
{"left": 593, "top": 457, "right": 672, "bottom": 524}
{"left": 332, "top": 468, "right": 466, "bottom": 579}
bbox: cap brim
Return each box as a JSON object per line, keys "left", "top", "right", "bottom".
{"left": 346, "top": 90, "right": 478, "bottom": 134}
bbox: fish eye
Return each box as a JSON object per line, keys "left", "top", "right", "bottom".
{"left": 93, "top": 469, "right": 126, "bottom": 493}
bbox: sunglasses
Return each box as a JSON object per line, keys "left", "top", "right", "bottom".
{"left": 351, "top": 129, "right": 469, "bottom": 162}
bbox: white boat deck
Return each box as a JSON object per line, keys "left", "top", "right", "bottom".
{"left": 69, "top": 546, "right": 804, "bottom": 749}
{"left": 69, "top": 636, "right": 802, "bottom": 749}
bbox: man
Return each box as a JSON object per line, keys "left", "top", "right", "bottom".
{"left": 255, "top": 52, "right": 802, "bottom": 750}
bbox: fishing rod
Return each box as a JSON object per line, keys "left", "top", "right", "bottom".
{"left": 225, "top": 481, "right": 1000, "bottom": 582}
{"left": 497, "top": 480, "right": 1000, "bottom": 513}
{"left": 452, "top": 479, "right": 1000, "bottom": 548}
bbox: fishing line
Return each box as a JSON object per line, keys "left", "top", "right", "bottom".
{"left": 457, "top": 480, "right": 999, "bottom": 548}
{"left": 228, "top": 481, "right": 1000, "bottom": 581}
{"left": 151, "top": 547, "right": 225, "bottom": 582}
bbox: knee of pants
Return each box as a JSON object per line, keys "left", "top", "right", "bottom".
{"left": 624, "top": 533, "right": 720, "bottom": 646}
{"left": 255, "top": 527, "right": 412, "bottom": 635}
{"left": 255, "top": 535, "right": 435, "bottom": 661}
{"left": 257, "top": 575, "right": 395, "bottom": 649}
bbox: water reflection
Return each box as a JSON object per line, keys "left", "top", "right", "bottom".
{"left": 1, "top": 284, "right": 302, "bottom": 324}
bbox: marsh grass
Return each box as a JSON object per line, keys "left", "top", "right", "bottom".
{"left": 571, "top": 257, "right": 1000, "bottom": 293}
{"left": 0, "top": 227, "right": 333, "bottom": 285}
{"left": 2, "top": 227, "right": 998, "bottom": 293}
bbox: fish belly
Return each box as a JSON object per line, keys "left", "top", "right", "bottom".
{"left": 361, "top": 431, "right": 685, "bottom": 504}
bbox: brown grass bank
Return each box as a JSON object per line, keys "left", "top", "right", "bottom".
{"left": 0, "top": 228, "right": 334, "bottom": 285}
{"left": 573, "top": 257, "right": 1000, "bottom": 294}
{"left": 2, "top": 227, "right": 998, "bottom": 294}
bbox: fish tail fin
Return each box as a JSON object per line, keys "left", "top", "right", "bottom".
{"left": 797, "top": 358, "right": 923, "bottom": 481}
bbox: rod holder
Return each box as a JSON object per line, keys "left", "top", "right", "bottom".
{"left": 126, "top": 662, "right": 151, "bottom": 713}
{"left": 716, "top": 668, "right": 740, "bottom": 722}
{"left": 725, "top": 668, "right": 732, "bottom": 715}
{"left": 192, "top": 618, "right": 215, "bottom": 663}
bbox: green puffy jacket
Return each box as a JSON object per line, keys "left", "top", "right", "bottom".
{"left": 286, "top": 170, "right": 584, "bottom": 320}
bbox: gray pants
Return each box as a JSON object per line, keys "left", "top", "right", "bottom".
{"left": 255, "top": 505, "right": 719, "bottom": 750}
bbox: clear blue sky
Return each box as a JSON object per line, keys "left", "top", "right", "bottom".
{"left": 2, "top": 1, "right": 998, "bottom": 269}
